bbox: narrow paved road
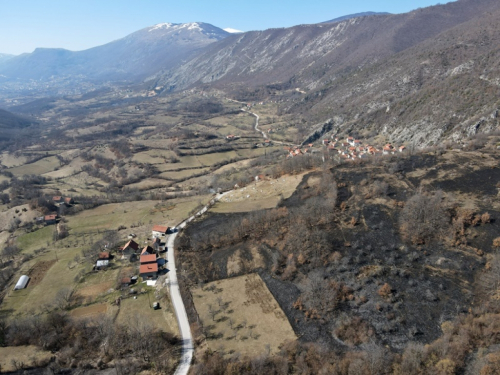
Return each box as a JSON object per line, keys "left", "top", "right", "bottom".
{"left": 167, "top": 230, "right": 193, "bottom": 375}
{"left": 167, "top": 195, "right": 227, "bottom": 375}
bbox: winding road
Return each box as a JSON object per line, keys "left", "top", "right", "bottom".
{"left": 167, "top": 100, "right": 294, "bottom": 374}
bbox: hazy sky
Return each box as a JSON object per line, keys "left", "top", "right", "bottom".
{"left": 0, "top": 0, "right": 456, "bottom": 55}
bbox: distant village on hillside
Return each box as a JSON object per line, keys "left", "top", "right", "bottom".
{"left": 285, "top": 135, "right": 406, "bottom": 160}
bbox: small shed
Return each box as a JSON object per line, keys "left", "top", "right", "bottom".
{"left": 98, "top": 251, "right": 110, "bottom": 260}
{"left": 96, "top": 260, "right": 109, "bottom": 270}
{"left": 14, "top": 275, "right": 30, "bottom": 290}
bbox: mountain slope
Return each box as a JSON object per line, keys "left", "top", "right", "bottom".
{"left": 158, "top": 0, "right": 499, "bottom": 91}
{"left": 0, "top": 23, "right": 229, "bottom": 83}
{"left": 322, "top": 11, "right": 391, "bottom": 23}
{"left": 296, "top": 5, "right": 500, "bottom": 146}
{"left": 0, "top": 108, "right": 37, "bottom": 142}
{"left": 0, "top": 53, "right": 14, "bottom": 64}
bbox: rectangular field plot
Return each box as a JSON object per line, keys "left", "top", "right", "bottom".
{"left": 115, "top": 293, "right": 179, "bottom": 335}
{"left": 8, "top": 156, "right": 61, "bottom": 176}
{"left": 159, "top": 167, "right": 210, "bottom": 180}
{"left": 192, "top": 273, "right": 296, "bottom": 357}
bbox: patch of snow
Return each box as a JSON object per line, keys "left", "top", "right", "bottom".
{"left": 149, "top": 23, "right": 174, "bottom": 32}
{"left": 224, "top": 28, "right": 243, "bottom": 34}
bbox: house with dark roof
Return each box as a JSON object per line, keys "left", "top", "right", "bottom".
{"left": 64, "top": 197, "right": 74, "bottom": 206}
{"left": 121, "top": 240, "right": 139, "bottom": 258}
{"left": 141, "top": 246, "right": 154, "bottom": 255}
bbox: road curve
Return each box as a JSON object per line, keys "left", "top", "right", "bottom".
{"left": 167, "top": 230, "right": 193, "bottom": 375}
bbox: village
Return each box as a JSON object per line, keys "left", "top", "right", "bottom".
{"left": 15, "top": 219, "right": 173, "bottom": 291}
{"left": 285, "top": 135, "right": 407, "bottom": 160}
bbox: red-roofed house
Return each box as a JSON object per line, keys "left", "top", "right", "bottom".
{"left": 140, "top": 254, "right": 157, "bottom": 264}
{"left": 140, "top": 263, "right": 158, "bottom": 280}
{"left": 152, "top": 225, "right": 169, "bottom": 238}
{"left": 52, "top": 196, "right": 63, "bottom": 204}
{"left": 98, "top": 251, "right": 110, "bottom": 260}
{"left": 44, "top": 214, "right": 57, "bottom": 225}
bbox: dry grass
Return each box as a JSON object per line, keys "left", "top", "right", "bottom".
{"left": 0, "top": 346, "right": 52, "bottom": 372}
{"left": 0, "top": 204, "right": 42, "bottom": 233}
{"left": 1, "top": 245, "right": 87, "bottom": 318}
{"left": 192, "top": 273, "right": 296, "bottom": 357}
{"left": 70, "top": 303, "right": 108, "bottom": 318}
{"left": 67, "top": 197, "right": 210, "bottom": 235}
{"left": 8, "top": 156, "right": 61, "bottom": 176}
{"left": 212, "top": 173, "right": 307, "bottom": 213}
{"left": 125, "top": 178, "right": 170, "bottom": 190}
{"left": 115, "top": 292, "right": 179, "bottom": 335}
{"left": 160, "top": 167, "right": 210, "bottom": 180}
{"left": 0, "top": 152, "right": 28, "bottom": 168}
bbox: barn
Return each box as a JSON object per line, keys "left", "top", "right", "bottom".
{"left": 14, "top": 275, "right": 30, "bottom": 290}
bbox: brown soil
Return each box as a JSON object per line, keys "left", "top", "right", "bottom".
{"left": 78, "top": 281, "right": 114, "bottom": 298}
{"left": 27, "top": 260, "right": 57, "bottom": 288}
{"left": 70, "top": 303, "right": 108, "bottom": 318}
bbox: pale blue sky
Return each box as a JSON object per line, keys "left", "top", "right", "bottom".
{"left": 0, "top": 0, "right": 455, "bottom": 55}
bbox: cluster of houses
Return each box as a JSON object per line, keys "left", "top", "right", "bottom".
{"left": 52, "top": 196, "right": 74, "bottom": 206}
{"left": 113, "top": 225, "right": 171, "bottom": 281}
{"left": 285, "top": 136, "right": 407, "bottom": 160}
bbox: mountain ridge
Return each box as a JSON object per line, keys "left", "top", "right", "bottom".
{"left": 322, "top": 11, "right": 391, "bottom": 23}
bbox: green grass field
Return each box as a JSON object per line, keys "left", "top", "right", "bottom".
{"left": 16, "top": 226, "right": 54, "bottom": 254}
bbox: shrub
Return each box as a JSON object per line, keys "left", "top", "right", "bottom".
{"left": 378, "top": 283, "right": 392, "bottom": 298}
{"left": 399, "top": 191, "right": 449, "bottom": 244}
{"left": 481, "top": 212, "right": 491, "bottom": 224}
{"left": 493, "top": 237, "right": 500, "bottom": 248}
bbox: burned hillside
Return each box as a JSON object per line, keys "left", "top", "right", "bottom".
{"left": 176, "top": 143, "right": 500, "bottom": 359}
